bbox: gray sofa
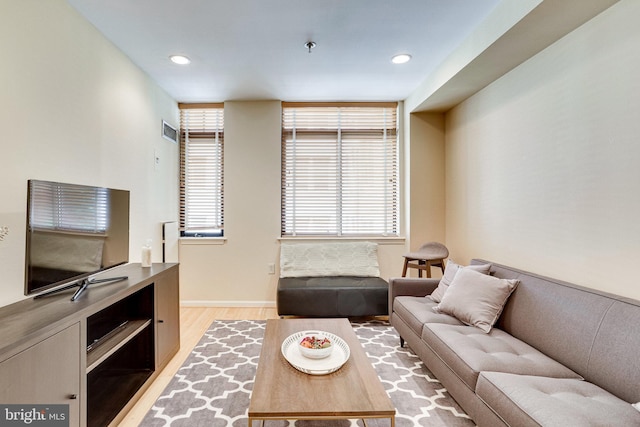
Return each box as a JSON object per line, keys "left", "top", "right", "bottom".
{"left": 389, "top": 259, "right": 640, "bottom": 426}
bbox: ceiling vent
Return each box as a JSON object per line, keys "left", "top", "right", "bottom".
{"left": 162, "top": 120, "right": 178, "bottom": 143}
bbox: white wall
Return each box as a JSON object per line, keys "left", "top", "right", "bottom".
{"left": 179, "top": 101, "right": 282, "bottom": 304}
{"left": 445, "top": 0, "right": 640, "bottom": 299}
{"left": 178, "top": 101, "right": 407, "bottom": 305}
{"left": 406, "top": 112, "right": 446, "bottom": 254}
{"left": 0, "top": 0, "right": 179, "bottom": 307}
{"left": 0, "top": 1, "right": 405, "bottom": 308}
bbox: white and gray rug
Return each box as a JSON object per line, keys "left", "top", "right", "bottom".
{"left": 140, "top": 320, "right": 473, "bottom": 427}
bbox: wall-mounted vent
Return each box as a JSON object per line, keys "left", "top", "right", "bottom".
{"left": 162, "top": 120, "right": 178, "bottom": 143}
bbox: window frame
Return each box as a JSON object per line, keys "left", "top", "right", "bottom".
{"left": 179, "top": 103, "right": 225, "bottom": 238}
{"left": 281, "top": 102, "right": 399, "bottom": 238}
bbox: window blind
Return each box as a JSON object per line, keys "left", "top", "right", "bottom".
{"left": 179, "top": 104, "right": 224, "bottom": 236}
{"left": 281, "top": 103, "right": 398, "bottom": 237}
{"left": 29, "top": 180, "right": 108, "bottom": 234}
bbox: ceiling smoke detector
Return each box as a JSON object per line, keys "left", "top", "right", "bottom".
{"left": 304, "top": 41, "right": 316, "bottom": 53}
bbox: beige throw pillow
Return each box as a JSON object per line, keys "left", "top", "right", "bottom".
{"left": 429, "top": 261, "right": 492, "bottom": 303}
{"left": 435, "top": 268, "right": 519, "bottom": 333}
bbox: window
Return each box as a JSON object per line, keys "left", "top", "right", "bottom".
{"left": 281, "top": 102, "right": 398, "bottom": 237}
{"left": 179, "top": 104, "right": 224, "bottom": 237}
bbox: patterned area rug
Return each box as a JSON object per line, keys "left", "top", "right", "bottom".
{"left": 140, "top": 320, "right": 474, "bottom": 427}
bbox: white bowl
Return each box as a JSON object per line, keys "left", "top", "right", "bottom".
{"left": 298, "top": 334, "right": 333, "bottom": 359}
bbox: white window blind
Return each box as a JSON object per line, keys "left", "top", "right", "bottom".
{"left": 179, "top": 104, "right": 224, "bottom": 236}
{"left": 281, "top": 103, "right": 398, "bottom": 237}
{"left": 29, "top": 180, "right": 108, "bottom": 234}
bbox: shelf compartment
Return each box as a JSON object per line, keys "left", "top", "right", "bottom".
{"left": 89, "top": 368, "right": 153, "bottom": 427}
{"left": 86, "top": 318, "right": 152, "bottom": 373}
{"left": 87, "top": 323, "right": 154, "bottom": 427}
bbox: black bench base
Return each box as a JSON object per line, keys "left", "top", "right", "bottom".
{"left": 277, "top": 276, "right": 389, "bottom": 317}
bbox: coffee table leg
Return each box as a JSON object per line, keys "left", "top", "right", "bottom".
{"left": 247, "top": 417, "right": 265, "bottom": 427}
{"left": 250, "top": 418, "right": 393, "bottom": 426}
{"left": 362, "top": 417, "right": 394, "bottom": 427}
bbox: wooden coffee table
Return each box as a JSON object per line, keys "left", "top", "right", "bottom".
{"left": 248, "top": 318, "right": 395, "bottom": 426}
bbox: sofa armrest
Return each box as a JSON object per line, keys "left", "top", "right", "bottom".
{"left": 388, "top": 277, "right": 440, "bottom": 315}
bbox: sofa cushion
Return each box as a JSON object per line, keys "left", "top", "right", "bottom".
{"left": 435, "top": 268, "right": 519, "bottom": 332}
{"left": 476, "top": 372, "right": 640, "bottom": 427}
{"left": 584, "top": 300, "right": 640, "bottom": 404}
{"left": 473, "top": 259, "right": 615, "bottom": 379}
{"left": 393, "top": 296, "right": 463, "bottom": 338}
{"left": 422, "top": 324, "right": 582, "bottom": 391}
{"left": 429, "top": 260, "right": 492, "bottom": 303}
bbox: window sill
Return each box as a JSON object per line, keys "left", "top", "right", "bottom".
{"left": 179, "top": 236, "right": 405, "bottom": 246}
{"left": 179, "top": 237, "right": 227, "bottom": 245}
{"left": 278, "top": 236, "right": 405, "bottom": 245}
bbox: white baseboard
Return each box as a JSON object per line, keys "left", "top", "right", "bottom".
{"left": 180, "top": 300, "right": 276, "bottom": 308}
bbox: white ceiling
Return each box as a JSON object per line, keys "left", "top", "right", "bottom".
{"left": 67, "top": 0, "right": 501, "bottom": 103}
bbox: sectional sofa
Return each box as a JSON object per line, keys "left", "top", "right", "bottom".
{"left": 389, "top": 259, "right": 640, "bottom": 426}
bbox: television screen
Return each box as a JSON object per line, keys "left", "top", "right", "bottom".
{"left": 25, "top": 179, "right": 130, "bottom": 296}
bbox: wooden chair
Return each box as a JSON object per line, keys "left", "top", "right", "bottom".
{"left": 402, "top": 242, "right": 449, "bottom": 278}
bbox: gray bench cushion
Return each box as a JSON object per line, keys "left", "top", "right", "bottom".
{"left": 421, "top": 323, "right": 582, "bottom": 391}
{"left": 277, "top": 276, "right": 388, "bottom": 317}
{"left": 476, "top": 372, "right": 640, "bottom": 427}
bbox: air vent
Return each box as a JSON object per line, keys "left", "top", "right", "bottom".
{"left": 162, "top": 120, "right": 178, "bottom": 143}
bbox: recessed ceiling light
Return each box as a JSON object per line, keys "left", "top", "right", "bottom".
{"left": 170, "top": 55, "right": 191, "bottom": 65}
{"left": 391, "top": 54, "right": 412, "bottom": 64}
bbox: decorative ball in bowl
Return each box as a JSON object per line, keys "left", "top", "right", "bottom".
{"left": 299, "top": 334, "right": 333, "bottom": 359}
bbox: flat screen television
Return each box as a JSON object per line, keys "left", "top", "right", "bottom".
{"left": 25, "top": 179, "right": 130, "bottom": 300}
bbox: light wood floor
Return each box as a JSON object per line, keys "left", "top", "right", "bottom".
{"left": 117, "top": 306, "right": 279, "bottom": 426}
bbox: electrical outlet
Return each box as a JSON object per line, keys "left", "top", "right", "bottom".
{"left": 268, "top": 263, "right": 275, "bottom": 274}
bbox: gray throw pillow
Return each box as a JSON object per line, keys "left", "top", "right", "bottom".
{"left": 429, "top": 261, "right": 491, "bottom": 303}
{"left": 434, "top": 268, "right": 519, "bottom": 333}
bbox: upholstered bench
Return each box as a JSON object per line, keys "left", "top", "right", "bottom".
{"left": 277, "top": 242, "right": 388, "bottom": 317}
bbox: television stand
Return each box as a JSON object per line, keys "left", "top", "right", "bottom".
{"left": 70, "top": 276, "right": 128, "bottom": 301}
{"left": 34, "top": 275, "right": 129, "bottom": 301}
{"left": 0, "top": 263, "right": 180, "bottom": 427}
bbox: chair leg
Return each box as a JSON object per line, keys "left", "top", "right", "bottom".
{"left": 402, "top": 258, "right": 409, "bottom": 277}
{"left": 439, "top": 258, "right": 446, "bottom": 274}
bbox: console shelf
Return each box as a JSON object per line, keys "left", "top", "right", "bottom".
{"left": 87, "top": 318, "right": 152, "bottom": 373}
{"left": 0, "top": 263, "right": 180, "bottom": 427}
{"left": 88, "top": 368, "right": 153, "bottom": 427}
